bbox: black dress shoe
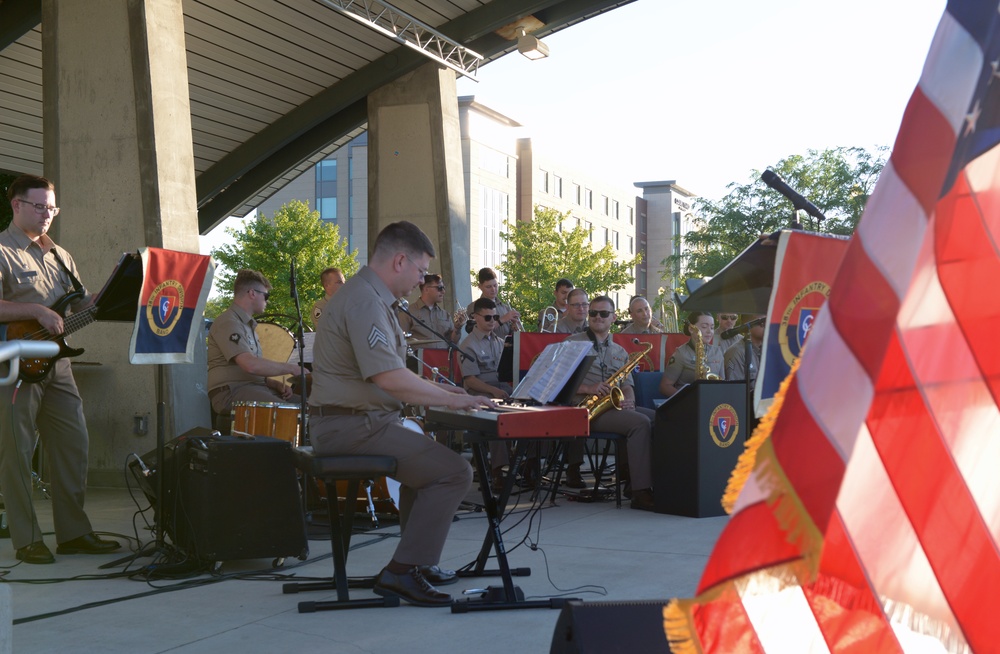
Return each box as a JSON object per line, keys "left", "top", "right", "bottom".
{"left": 417, "top": 564, "right": 458, "bottom": 586}
{"left": 630, "top": 489, "right": 655, "bottom": 512}
{"left": 16, "top": 541, "right": 55, "bottom": 565}
{"left": 373, "top": 567, "right": 452, "bottom": 607}
{"left": 564, "top": 464, "right": 586, "bottom": 489}
{"left": 56, "top": 532, "right": 121, "bottom": 555}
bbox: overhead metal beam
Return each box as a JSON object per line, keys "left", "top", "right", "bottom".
{"left": 317, "top": 0, "right": 483, "bottom": 79}
{"left": 196, "top": 0, "right": 637, "bottom": 234}
{"left": 0, "top": 0, "right": 41, "bottom": 50}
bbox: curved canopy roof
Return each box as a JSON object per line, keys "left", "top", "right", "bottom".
{"left": 0, "top": 0, "right": 634, "bottom": 234}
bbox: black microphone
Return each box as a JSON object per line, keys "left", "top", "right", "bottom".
{"left": 761, "top": 170, "right": 826, "bottom": 222}
{"left": 720, "top": 316, "right": 766, "bottom": 340}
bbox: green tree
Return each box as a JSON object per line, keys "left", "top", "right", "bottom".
{"left": 667, "top": 146, "right": 887, "bottom": 286}
{"left": 497, "top": 206, "right": 641, "bottom": 331}
{"left": 209, "top": 200, "right": 359, "bottom": 323}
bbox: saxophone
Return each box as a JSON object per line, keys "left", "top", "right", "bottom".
{"left": 578, "top": 341, "right": 653, "bottom": 421}
{"left": 693, "top": 328, "right": 720, "bottom": 380}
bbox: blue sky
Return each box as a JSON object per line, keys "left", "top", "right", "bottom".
{"left": 457, "top": 0, "right": 946, "bottom": 201}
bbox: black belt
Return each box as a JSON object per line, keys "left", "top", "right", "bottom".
{"left": 309, "top": 405, "right": 367, "bottom": 417}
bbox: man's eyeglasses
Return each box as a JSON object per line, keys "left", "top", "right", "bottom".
{"left": 17, "top": 198, "right": 60, "bottom": 216}
{"left": 476, "top": 313, "right": 498, "bottom": 322}
{"left": 404, "top": 254, "right": 429, "bottom": 277}
{"left": 588, "top": 310, "right": 612, "bottom": 318}
{"left": 569, "top": 302, "right": 590, "bottom": 309}
{"left": 719, "top": 314, "right": 738, "bottom": 321}
{"left": 431, "top": 285, "right": 445, "bottom": 291}
{"left": 250, "top": 288, "right": 270, "bottom": 301}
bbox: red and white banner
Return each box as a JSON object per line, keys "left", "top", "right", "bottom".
{"left": 666, "top": 2, "right": 1000, "bottom": 651}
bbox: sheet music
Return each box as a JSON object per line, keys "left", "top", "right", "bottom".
{"left": 511, "top": 340, "right": 592, "bottom": 404}
{"left": 287, "top": 332, "right": 316, "bottom": 364}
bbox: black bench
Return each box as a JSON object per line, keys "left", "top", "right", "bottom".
{"left": 282, "top": 447, "right": 400, "bottom": 612}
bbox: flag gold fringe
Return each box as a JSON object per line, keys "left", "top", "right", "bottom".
{"left": 722, "top": 356, "right": 801, "bottom": 514}
{"left": 663, "top": 598, "right": 702, "bottom": 654}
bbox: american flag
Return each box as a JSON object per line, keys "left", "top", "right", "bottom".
{"left": 666, "top": 1, "right": 1000, "bottom": 651}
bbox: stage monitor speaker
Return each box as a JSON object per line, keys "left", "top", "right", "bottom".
{"left": 550, "top": 600, "right": 671, "bottom": 654}
{"left": 132, "top": 429, "right": 308, "bottom": 562}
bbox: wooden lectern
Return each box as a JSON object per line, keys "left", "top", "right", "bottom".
{"left": 653, "top": 380, "right": 747, "bottom": 517}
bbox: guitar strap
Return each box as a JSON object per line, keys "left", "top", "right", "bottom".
{"left": 50, "top": 248, "right": 84, "bottom": 294}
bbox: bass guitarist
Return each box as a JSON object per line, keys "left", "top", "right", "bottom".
{"left": 0, "top": 175, "right": 120, "bottom": 564}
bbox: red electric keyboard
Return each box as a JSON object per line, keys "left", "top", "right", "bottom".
{"left": 424, "top": 404, "right": 589, "bottom": 439}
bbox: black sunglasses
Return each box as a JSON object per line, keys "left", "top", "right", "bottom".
{"left": 432, "top": 285, "right": 445, "bottom": 291}
{"left": 588, "top": 310, "right": 612, "bottom": 318}
{"left": 477, "top": 313, "right": 498, "bottom": 321}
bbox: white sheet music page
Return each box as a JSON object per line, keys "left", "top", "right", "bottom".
{"left": 511, "top": 341, "right": 592, "bottom": 404}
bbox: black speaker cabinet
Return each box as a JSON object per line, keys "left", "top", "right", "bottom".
{"left": 550, "top": 600, "right": 671, "bottom": 654}
{"left": 134, "top": 429, "right": 308, "bottom": 562}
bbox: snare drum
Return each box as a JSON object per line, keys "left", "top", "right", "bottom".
{"left": 231, "top": 401, "right": 301, "bottom": 443}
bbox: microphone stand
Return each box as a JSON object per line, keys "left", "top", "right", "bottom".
{"left": 289, "top": 257, "right": 309, "bottom": 446}
{"left": 397, "top": 301, "right": 478, "bottom": 371}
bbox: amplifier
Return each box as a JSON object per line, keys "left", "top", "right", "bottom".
{"left": 133, "top": 429, "right": 308, "bottom": 562}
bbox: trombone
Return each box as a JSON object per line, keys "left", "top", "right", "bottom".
{"left": 539, "top": 305, "right": 559, "bottom": 333}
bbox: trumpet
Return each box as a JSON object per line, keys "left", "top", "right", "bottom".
{"left": 539, "top": 306, "right": 559, "bottom": 333}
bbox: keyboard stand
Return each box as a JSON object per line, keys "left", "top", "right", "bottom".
{"left": 452, "top": 434, "right": 576, "bottom": 613}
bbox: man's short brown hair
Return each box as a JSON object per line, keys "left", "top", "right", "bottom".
{"left": 233, "top": 269, "right": 271, "bottom": 294}
{"left": 7, "top": 174, "right": 55, "bottom": 203}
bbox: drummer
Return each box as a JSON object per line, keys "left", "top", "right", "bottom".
{"left": 396, "top": 273, "right": 462, "bottom": 348}
{"left": 207, "top": 269, "right": 308, "bottom": 416}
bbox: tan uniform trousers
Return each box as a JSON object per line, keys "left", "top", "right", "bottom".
{"left": 310, "top": 411, "right": 472, "bottom": 566}
{"left": 589, "top": 406, "right": 654, "bottom": 491}
{"left": 0, "top": 358, "right": 93, "bottom": 550}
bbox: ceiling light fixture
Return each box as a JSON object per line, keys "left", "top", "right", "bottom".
{"left": 517, "top": 27, "right": 549, "bottom": 60}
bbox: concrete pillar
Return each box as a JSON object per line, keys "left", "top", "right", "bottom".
{"left": 367, "top": 63, "right": 471, "bottom": 308}
{"left": 42, "top": 0, "right": 208, "bottom": 485}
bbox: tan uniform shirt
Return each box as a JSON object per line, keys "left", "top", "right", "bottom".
{"left": 725, "top": 340, "right": 762, "bottom": 387}
{"left": 0, "top": 223, "right": 88, "bottom": 309}
{"left": 716, "top": 334, "right": 744, "bottom": 353}
{"left": 207, "top": 304, "right": 264, "bottom": 390}
{"left": 621, "top": 322, "right": 659, "bottom": 334}
{"left": 397, "top": 297, "right": 452, "bottom": 347}
{"left": 556, "top": 316, "right": 587, "bottom": 334}
{"left": 566, "top": 331, "right": 633, "bottom": 404}
{"left": 662, "top": 340, "right": 726, "bottom": 389}
{"left": 311, "top": 296, "right": 330, "bottom": 328}
{"left": 466, "top": 298, "right": 515, "bottom": 338}
{"left": 459, "top": 327, "right": 505, "bottom": 386}
{"left": 310, "top": 265, "right": 407, "bottom": 412}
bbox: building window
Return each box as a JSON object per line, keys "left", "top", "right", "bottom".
{"left": 612, "top": 200, "right": 620, "bottom": 220}
{"left": 602, "top": 195, "right": 609, "bottom": 215}
{"left": 316, "top": 159, "right": 337, "bottom": 222}
{"left": 480, "top": 148, "right": 509, "bottom": 177}
{"left": 586, "top": 221, "right": 593, "bottom": 241}
{"left": 573, "top": 183, "right": 581, "bottom": 205}
{"left": 629, "top": 206, "right": 634, "bottom": 225}
{"left": 553, "top": 175, "right": 563, "bottom": 198}
{"left": 603, "top": 227, "right": 610, "bottom": 245}
{"left": 481, "top": 185, "right": 510, "bottom": 271}
{"left": 585, "top": 188, "right": 593, "bottom": 209}
{"left": 540, "top": 169, "right": 550, "bottom": 193}
{"left": 628, "top": 235, "right": 634, "bottom": 254}
{"left": 612, "top": 230, "right": 619, "bottom": 250}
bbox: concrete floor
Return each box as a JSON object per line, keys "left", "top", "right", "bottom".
{"left": 1, "top": 470, "right": 727, "bottom": 654}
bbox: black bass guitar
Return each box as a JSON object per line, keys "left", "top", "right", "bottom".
{"left": 0, "top": 291, "right": 98, "bottom": 383}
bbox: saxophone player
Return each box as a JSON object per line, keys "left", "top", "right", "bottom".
{"left": 566, "top": 296, "right": 655, "bottom": 511}
{"left": 659, "top": 311, "right": 726, "bottom": 398}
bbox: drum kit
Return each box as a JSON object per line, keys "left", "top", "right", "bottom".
{"left": 223, "top": 319, "right": 400, "bottom": 525}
